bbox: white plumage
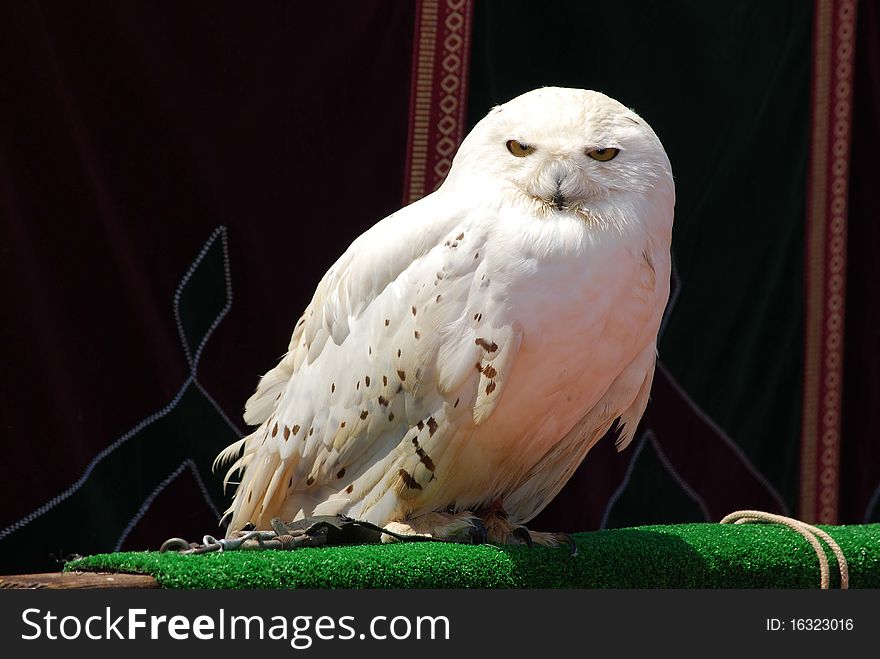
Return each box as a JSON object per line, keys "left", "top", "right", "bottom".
{"left": 217, "top": 87, "right": 674, "bottom": 544}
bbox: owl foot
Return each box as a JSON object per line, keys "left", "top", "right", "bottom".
{"left": 162, "top": 512, "right": 568, "bottom": 554}
{"left": 478, "top": 509, "right": 578, "bottom": 555}
{"left": 521, "top": 529, "right": 578, "bottom": 556}
{"left": 271, "top": 515, "right": 488, "bottom": 547}
{"left": 160, "top": 514, "right": 477, "bottom": 554}
{"left": 381, "top": 511, "right": 487, "bottom": 545}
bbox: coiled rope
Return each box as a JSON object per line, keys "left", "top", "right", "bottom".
{"left": 720, "top": 510, "right": 849, "bottom": 589}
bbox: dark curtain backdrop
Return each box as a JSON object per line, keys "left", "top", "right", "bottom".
{"left": 1, "top": 1, "right": 877, "bottom": 576}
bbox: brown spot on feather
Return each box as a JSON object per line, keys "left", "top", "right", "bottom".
{"left": 416, "top": 448, "right": 435, "bottom": 471}
{"left": 427, "top": 417, "right": 438, "bottom": 436}
{"left": 397, "top": 369, "right": 406, "bottom": 381}
{"left": 360, "top": 410, "right": 368, "bottom": 419}
{"left": 485, "top": 381, "right": 497, "bottom": 395}
{"left": 292, "top": 424, "right": 300, "bottom": 435}
{"left": 398, "top": 469, "right": 422, "bottom": 490}
{"left": 337, "top": 467, "right": 346, "bottom": 479}
{"left": 475, "top": 338, "right": 498, "bottom": 352}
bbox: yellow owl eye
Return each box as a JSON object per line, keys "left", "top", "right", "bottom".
{"left": 587, "top": 147, "right": 620, "bottom": 161}
{"left": 506, "top": 140, "right": 536, "bottom": 157}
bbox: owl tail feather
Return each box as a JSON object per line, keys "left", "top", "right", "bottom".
{"left": 243, "top": 359, "right": 294, "bottom": 426}
{"left": 219, "top": 427, "right": 305, "bottom": 536}
{"left": 213, "top": 435, "right": 249, "bottom": 474}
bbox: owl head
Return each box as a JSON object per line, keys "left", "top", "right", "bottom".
{"left": 445, "top": 87, "right": 674, "bottom": 229}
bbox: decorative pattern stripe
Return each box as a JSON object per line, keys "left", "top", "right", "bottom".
{"left": 800, "top": 0, "right": 858, "bottom": 524}
{"left": 402, "top": 0, "right": 474, "bottom": 204}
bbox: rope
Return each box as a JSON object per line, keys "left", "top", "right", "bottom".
{"left": 720, "top": 510, "right": 849, "bottom": 589}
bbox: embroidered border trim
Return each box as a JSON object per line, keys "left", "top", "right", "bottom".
{"left": 800, "top": 0, "right": 858, "bottom": 524}
{"left": 403, "top": 0, "right": 474, "bottom": 204}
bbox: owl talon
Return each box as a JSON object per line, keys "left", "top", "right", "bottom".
{"left": 467, "top": 518, "right": 488, "bottom": 545}
{"left": 502, "top": 526, "right": 577, "bottom": 554}
{"left": 511, "top": 526, "right": 533, "bottom": 549}
{"left": 555, "top": 532, "right": 578, "bottom": 556}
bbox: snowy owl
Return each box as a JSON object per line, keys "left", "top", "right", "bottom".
{"left": 216, "top": 87, "right": 674, "bottom": 547}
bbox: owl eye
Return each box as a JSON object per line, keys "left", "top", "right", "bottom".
{"left": 506, "top": 140, "right": 536, "bottom": 157}
{"left": 587, "top": 147, "right": 620, "bottom": 162}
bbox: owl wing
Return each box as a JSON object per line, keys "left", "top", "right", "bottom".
{"left": 217, "top": 197, "right": 521, "bottom": 532}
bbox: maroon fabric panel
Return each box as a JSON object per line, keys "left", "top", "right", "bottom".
{"left": 0, "top": 2, "right": 414, "bottom": 529}
{"left": 840, "top": 0, "right": 880, "bottom": 522}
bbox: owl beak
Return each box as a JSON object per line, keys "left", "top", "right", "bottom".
{"left": 551, "top": 188, "right": 566, "bottom": 209}
{"left": 548, "top": 160, "right": 575, "bottom": 209}
{"left": 530, "top": 159, "right": 580, "bottom": 211}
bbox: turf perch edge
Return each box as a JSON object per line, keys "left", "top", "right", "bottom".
{"left": 63, "top": 522, "right": 880, "bottom": 588}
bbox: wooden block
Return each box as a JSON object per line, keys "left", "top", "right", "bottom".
{"left": 0, "top": 571, "right": 159, "bottom": 589}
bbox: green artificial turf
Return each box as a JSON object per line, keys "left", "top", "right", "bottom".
{"left": 66, "top": 523, "right": 880, "bottom": 589}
